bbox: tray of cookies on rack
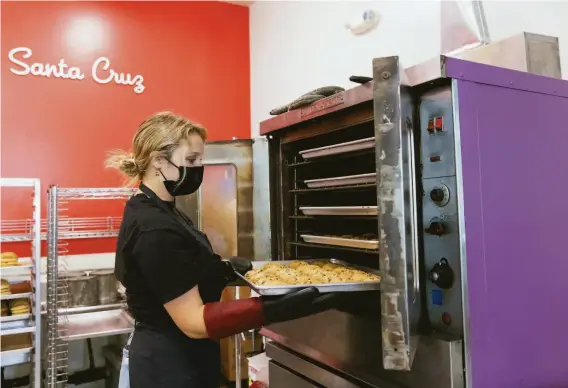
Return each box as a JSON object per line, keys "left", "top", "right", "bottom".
{"left": 237, "top": 259, "right": 381, "bottom": 296}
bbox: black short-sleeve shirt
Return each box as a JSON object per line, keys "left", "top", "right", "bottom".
{"left": 115, "top": 193, "right": 226, "bottom": 332}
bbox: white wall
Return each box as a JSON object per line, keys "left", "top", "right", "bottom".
{"left": 250, "top": 1, "right": 568, "bottom": 137}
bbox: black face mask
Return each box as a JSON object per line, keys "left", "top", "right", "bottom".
{"left": 160, "top": 160, "right": 204, "bottom": 196}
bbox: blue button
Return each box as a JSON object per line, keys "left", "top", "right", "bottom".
{"left": 431, "top": 289, "right": 443, "bottom": 306}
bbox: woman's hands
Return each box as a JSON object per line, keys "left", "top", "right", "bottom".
{"left": 221, "top": 256, "right": 253, "bottom": 280}
{"left": 227, "top": 257, "right": 253, "bottom": 275}
{"left": 263, "top": 287, "right": 349, "bottom": 324}
{"left": 168, "top": 257, "right": 371, "bottom": 340}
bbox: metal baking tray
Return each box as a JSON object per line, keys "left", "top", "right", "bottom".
{"left": 304, "top": 172, "right": 377, "bottom": 188}
{"left": 300, "top": 234, "right": 379, "bottom": 250}
{"left": 299, "top": 137, "right": 375, "bottom": 160}
{"left": 0, "top": 347, "right": 32, "bottom": 367}
{"left": 0, "top": 264, "right": 33, "bottom": 274}
{"left": 59, "top": 308, "right": 133, "bottom": 341}
{"left": 235, "top": 259, "right": 381, "bottom": 296}
{"left": 0, "top": 292, "right": 33, "bottom": 301}
{"left": 0, "top": 313, "right": 31, "bottom": 323}
{"left": 299, "top": 206, "right": 378, "bottom": 216}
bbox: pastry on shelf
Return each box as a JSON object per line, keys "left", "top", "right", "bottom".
{"left": 0, "top": 279, "right": 11, "bottom": 295}
{"left": 9, "top": 299, "right": 31, "bottom": 315}
{"left": 1, "top": 302, "right": 9, "bottom": 316}
{"left": 1, "top": 252, "right": 18, "bottom": 267}
{"left": 9, "top": 281, "right": 32, "bottom": 294}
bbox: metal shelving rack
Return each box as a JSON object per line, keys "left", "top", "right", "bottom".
{"left": 45, "top": 186, "right": 135, "bottom": 388}
{"left": 0, "top": 178, "right": 42, "bottom": 388}
{"left": 1, "top": 216, "right": 123, "bottom": 242}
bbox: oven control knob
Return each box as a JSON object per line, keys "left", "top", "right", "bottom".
{"left": 425, "top": 220, "right": 446, "bottom": 236}
{"left": 430, "top": 188, "right": 444, "bottom": 202}
{"left": 429, "top": 258, "right": 454, "bottom": 289}
{"left": 430, "top": 184, "right": 450, "bottom": 207}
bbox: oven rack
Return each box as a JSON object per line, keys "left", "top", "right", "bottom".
{"left": 284, "top": 129, "right": 381, "bottom": 280}
{"left": 290, "top": 182, "right": 376, "bottom": 193}
{"left": 290, "top": 215, "right": 377, "bottom": 220}
{"left": 286, "top": 147, "right": 375, "bottom": 168}
{"left": 289, "top": 241, "right": 379, "bottom": 255}
{"left": 46, "top": 186, "right": 136, "bottom": 388}
{"left": 0, "top": 178, "right": 42, "bottom": 388}
{"left": 0, "top": 216, "right": 124, "bottom": 242}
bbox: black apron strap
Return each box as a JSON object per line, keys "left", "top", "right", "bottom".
{"left": 139, "top": 184, "right": 215, "bottom": 255}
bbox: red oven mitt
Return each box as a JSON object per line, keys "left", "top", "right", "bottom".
{"left": 203, "top": 287, "right": 346, "bottom": 339}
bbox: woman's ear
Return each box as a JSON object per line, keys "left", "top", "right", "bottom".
{"left": 149, "top": 151, "right": 166, "bottom": 171}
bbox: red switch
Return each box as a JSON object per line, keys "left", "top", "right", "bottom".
{"left": 442, "top": 312, "right": 452, "bottom": 326}
{"left": 434, "top": 117, "right": 444, "bottom": 132}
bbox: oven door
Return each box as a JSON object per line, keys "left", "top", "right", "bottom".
{"left": 372, "top": 56, "right": 421, "bottom": 371}
{"left": 175, "top": 138, "right": 271, "bottom": 261}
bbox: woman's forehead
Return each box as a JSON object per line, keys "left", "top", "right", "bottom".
{"left": 177, "top": 135, "right": 204, "bottom": 154}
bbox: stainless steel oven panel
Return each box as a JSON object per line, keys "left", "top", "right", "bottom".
{"left": 252, "top": 137, "right": 272, "bottom": 260}
{"left": 419, "top": 86, "right": 464, "bottom": 338}
{"left": 422, "top": 176, "right": 463, "bottom": 337}
{"left": 373, "top": 56, "right": 421, "bottom": 370}
{"left": 266, "top": 342, "right": 362, "bottom": 388}
{"left": 419, "top": 88, "right": 457, "bottom": 179}
{"left": 176, "top": 139, "right": 271, "bottom": 260}
{"left": 263, "top": 315, "right": 464, "bottom": 388}
{"left": 269, "top": 361, "right": 319, "bottom": 388}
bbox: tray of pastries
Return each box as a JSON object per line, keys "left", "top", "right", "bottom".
{"left": 1, "top": 252, "right": 19, "bottom": 267}
{"left": 237, "top": 259, "right": 381, "bottom": 296}
{"left": 300, "top": 233, "right": 379, "bottom": 250}
{"left": 0, "top": 299, "right": 32, "bottom": 323}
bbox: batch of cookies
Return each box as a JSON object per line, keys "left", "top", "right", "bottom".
{"left": 1, "top": 252, "right": 19, "bottom": 267}
{"left": 1, "top": 299, "right": 31, "bottom": 317}
{"left": 245, "top": 260, "right": 380, "bottom": 286}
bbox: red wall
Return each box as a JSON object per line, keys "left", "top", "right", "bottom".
{"left": 1, "top": 1, "right": 250, "bottom": 256}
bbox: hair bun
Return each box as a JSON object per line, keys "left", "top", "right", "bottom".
{"left": 104, "top": 150, "right": 140, "bottom": 179}
{"left": 119, "top": 157, "right": 139, "bottom": 177}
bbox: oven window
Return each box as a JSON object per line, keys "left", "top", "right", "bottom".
{"left": 199, "top": 164, "right": 238, "bottom": 258}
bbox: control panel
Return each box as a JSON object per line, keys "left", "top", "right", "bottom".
{"left": 419, "top": 88, "right": 463, "bottom": 338}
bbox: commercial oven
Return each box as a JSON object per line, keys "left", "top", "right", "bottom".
{"left": 179, "top": 37, "right": 568, "bottom": 388}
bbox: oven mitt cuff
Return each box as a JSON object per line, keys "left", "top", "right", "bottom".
{"left": 204, "top": 297, "right": 265, "bottom": 339}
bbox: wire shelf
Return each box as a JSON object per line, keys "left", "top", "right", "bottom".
{"left": 56, "top": 187, "right": 136, "bottom": 200}
{"left": 1, "top": 216, "right": 123, "bottom": 242}
{"left": 45, "top": 186, "right": 132, "bottom": 388}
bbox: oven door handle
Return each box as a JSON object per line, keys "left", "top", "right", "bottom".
{"left": 407, "top": 117, "right": 420, "bottom": 303}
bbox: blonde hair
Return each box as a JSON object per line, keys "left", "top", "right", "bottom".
{"left": 105, "top": 111, "right": 207, "bottom": 185}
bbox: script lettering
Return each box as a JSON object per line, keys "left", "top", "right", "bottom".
{"left": 91, "top": 57, "right": 145, "bottom": 94}
{"left": 8, "top": 46, "right": 145, "bottom": 94}
{"left": 9, "top": 47, "right": 85, "bottom": 80}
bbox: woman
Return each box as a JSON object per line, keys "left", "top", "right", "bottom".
{"left": 107, "top": 112, "right": 338, "bottom": 388}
